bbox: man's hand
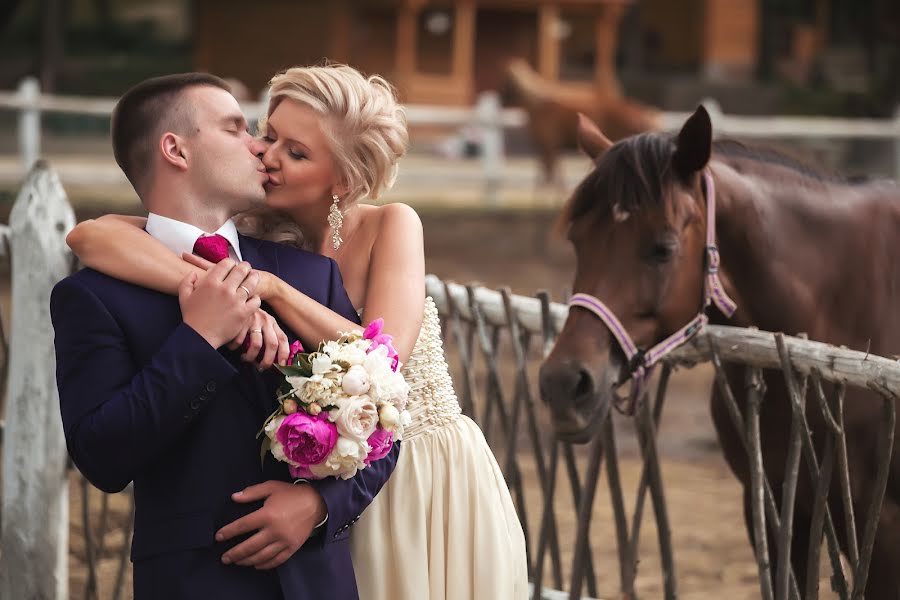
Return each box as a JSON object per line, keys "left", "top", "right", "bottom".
{"left": 184, "top": 253, "right": 279, "bottom": 301}
{"left": 217, "top": 481, "right": 327, "bottom": 570}
{"left": 178, "top": 259, "right": 260, "bottom": 348}
{"left": 229, "top": 310, "right": 291, "bottom": 370}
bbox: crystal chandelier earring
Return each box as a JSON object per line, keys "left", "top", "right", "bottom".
{"left": 328, "top": 193, "right": 343, "bottom": 250}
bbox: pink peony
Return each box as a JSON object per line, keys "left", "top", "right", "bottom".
{"left": 364, "top": 428, "right": 394, "bottom": 465}
{"left": 289, "top": 464, "right": 316, "bottom": 479}
{"left": 287, "top": 340, "right": 304, "bottom": 365}
{"left": 363, "top": 319, "right": 400, "bottom": 371}
{"left": 362, "top": 319, "right": 384, "bottom": 341}
{"left": 276, "top": 412, "right": 338, "bottom": 469}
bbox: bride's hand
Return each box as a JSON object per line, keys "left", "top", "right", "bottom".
{"left": 183, "top": 252, "right": 278, "bottom": 301}
{"left": 231, "top": 309, "right": 290, "bottom": 369}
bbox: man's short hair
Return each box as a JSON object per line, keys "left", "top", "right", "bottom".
{"left": 111, "top": 73, "right": 231, "bottom": 194}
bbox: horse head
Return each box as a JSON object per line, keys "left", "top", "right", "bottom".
{"left": 539, "top": 107, "right": 716, "bottom": 442}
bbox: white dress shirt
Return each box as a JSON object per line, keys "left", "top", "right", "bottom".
{"left": 145, "top": 213, "right": 242, "bottom": 261}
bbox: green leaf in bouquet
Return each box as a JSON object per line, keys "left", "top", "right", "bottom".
{"left": 276, "top": 363, "right": 312, "bottom": 378}
{"left": 259, "top": 437, "right": 271, "bottom": 468}
{"left": 295, "top": 353, "right": 313, "bottom": 373}
{"left": 257, "top": 407, "right": 283, "bottom": 439}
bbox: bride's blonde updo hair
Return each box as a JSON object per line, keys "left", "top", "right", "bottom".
{"left": 235, "top": 64, "right": 409, "bottom": 248}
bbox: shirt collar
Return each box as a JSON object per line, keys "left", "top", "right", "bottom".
{"left": 145, "top": 213, "right": 243, "bottom": 261}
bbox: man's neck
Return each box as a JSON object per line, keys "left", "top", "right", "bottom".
{"left": 144, "top": 199, "right": 233, "bottom": 234}
{"left": 141, "top": 177, "right": 237, "bottom": 233}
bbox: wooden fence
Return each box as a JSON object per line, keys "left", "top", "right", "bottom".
{"left": 0, "top": 163, "right": 897, "bottom": 599}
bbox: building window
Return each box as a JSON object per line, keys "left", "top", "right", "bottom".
{"left": 417, "top": 7, "right": 454, "bottom": 75}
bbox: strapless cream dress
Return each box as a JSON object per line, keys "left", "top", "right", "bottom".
{"left": 349, "top": 297, "right": 528, "bottom": 599}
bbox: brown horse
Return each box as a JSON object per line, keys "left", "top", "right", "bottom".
{"left": 502, "top": 58, "right": 661, "bottom": 185}
{"left": 539, "top": 107, "right": 900, "bottom": 596}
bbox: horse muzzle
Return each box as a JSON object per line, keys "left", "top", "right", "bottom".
{"left": 539, "top": 353, "right": 623, "bottom": 444}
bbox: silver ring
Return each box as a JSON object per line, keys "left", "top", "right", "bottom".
{"left": 239, "top": 285, "right": 251, "bottom": 300}
{"left": 249, "top": 329, "right": 263, "bottom": 335}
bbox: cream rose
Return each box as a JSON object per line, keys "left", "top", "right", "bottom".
{"left": 378, "top": 403, "right": 401, "bottom": 433}
{"left": 310, "top": 437, "right": 369, "bottom": 480}
{"left": 334, "top": 395, "right": 379, "bottom": 442}
{"left": 341, "top": 365, "right": 371, "bottom": 396}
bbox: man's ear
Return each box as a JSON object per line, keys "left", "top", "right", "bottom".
{"left": 160, "top": 132, "right": 188, "bottom": 171}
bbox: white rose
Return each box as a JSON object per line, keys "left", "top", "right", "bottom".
{"left": 285, "top": 375, "right": 309, "bottom": 394}
{"left": 336, "top": 344, "right": 368, "bottom": 366}
{"left": 312, "top": 355, "right": 337, "bottom": 375}
{"left": 341, "top": 365, "right": 371, "bottom": 395}
{"left": 391, "top": 379, "right": 410, "bottom": 411}
{"left": 378, "top": 403, "right": 401, "bottom": 433}
{"left": 322, "top": 341, "right": 342, "bottom": 356}
{"left": 334, "top": 395, "right": 379, "bottom": 441}
{"left": 311, "top": 437, "right": 368, "bottom": 480}
{"left": 400, "top": 410, "right": 412, "bottom": 428}
{"left": 263, "top": 415, "right": 286, "bottom": 441}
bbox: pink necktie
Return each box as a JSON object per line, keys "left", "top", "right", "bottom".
{"left": 192, "top": 234, "right": 260, "bottom": 357}
{"left": 193, "top": 234, "right": 230, "bottom": 263}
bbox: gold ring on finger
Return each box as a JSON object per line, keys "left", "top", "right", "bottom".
{"left": 250, "top": 329, "right": 263, "bottom": 335}
{"left": 239, "top": 285, "right": 252, "bottom": 300}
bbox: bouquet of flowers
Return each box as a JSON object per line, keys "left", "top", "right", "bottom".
{"left": 259, "top": 319, "right": 411, "bottom": 480}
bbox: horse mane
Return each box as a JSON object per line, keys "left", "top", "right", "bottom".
{"left": 557, "top": 132, "right": 675, "bottom": 230}
{"left": 712, "top": 139, "right": 854, "bottom": 184}
{"left": 558, "top": 132, "right": 866, "bottom": 231}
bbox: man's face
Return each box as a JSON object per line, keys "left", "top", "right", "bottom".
{"left": 182, "top": 86, "right": 269, "bottom": 213}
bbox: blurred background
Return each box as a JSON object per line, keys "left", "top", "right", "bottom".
{"left": 1, "top": 1, "right": 899, "bottom": 598}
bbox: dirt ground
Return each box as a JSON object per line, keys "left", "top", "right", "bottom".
{"left": 56, "top": 208, "right": 844, "bottom": 599}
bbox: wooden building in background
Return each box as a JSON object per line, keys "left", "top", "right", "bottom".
{"left": 193, "top": 0, "right": 632, "bottom": 104}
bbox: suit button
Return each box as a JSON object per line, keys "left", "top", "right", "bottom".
{"left": 206, "top": 381, "right": 217, "bottom": 393}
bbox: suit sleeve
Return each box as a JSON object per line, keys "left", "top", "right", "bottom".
{"left": 51, "top": 277, "right": 238, "bottom": 493}
{"left": 309, "top": 442, "right": 400, "bottom": 544}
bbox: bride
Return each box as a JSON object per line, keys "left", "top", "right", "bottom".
{"left": 66, "top": 63, "right": 528, "bottom": 600}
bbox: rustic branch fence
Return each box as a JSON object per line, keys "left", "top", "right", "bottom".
{"left": 0, "top": 163, "right": 897, "bottom": 599}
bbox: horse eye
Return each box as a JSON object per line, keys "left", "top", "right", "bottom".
{"left": 649, "top": 242, "right": 676, "bottom": 263}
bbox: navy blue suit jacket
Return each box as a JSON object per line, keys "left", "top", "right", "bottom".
{"left": 51, "top": 234, "right": 398, "bottom": 600}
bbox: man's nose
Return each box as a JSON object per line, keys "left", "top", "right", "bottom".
{"left": 248, "top": 135, "right": 268, "bottom": 158}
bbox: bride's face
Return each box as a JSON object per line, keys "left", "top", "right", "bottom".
{"left": 260, "top": 99, "right": 343, "bottom": 213}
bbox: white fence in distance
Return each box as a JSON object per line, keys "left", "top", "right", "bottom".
{"left": 1, "top": 76, "right": 899, "bottom": 204}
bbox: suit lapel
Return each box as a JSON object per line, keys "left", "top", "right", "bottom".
{"left": 237, "top": 234, "right": 290, "bottom": 415}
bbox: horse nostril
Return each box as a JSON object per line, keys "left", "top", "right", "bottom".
{"left": 573, "top": 368, "right": 596, "bottom": 409}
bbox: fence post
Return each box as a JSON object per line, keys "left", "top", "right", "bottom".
{"left": 894, "top": 104, "right": 900, "bottom": 181}
{"left": 0, "top": 162, "right": 75, "bottom": 600}
{"left": 701, "top": 97, "right": 724, "bottom": 139}
{"left": 18, "top": 77, "right": 41, "bottom": 173}
{"left": 475, "top": 91, "right": 504, "bottom": 206}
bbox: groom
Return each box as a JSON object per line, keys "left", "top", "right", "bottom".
{"left": 50, "top": 73, "right": 398, "bottom": 599}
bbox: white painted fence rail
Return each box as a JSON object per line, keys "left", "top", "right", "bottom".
{"left": 0, "top": 161, "right": 75, "bottom": 600}
{"left": 2, "top": 77, "right": 899, "bottom": 197}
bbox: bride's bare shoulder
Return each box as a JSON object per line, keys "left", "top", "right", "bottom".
{"left": 369, "top": 202, "right": 422, "bottom": 236}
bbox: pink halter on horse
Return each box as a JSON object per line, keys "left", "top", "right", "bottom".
{"left": 567, "top": 170, "right": 737, "bottom": 415}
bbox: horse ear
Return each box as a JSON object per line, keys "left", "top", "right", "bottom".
{"left": 672, "top": 105, "right": 712, "bottom": 179}
{"left": 576, "top": 112, "right": 613, "bottom": 160}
